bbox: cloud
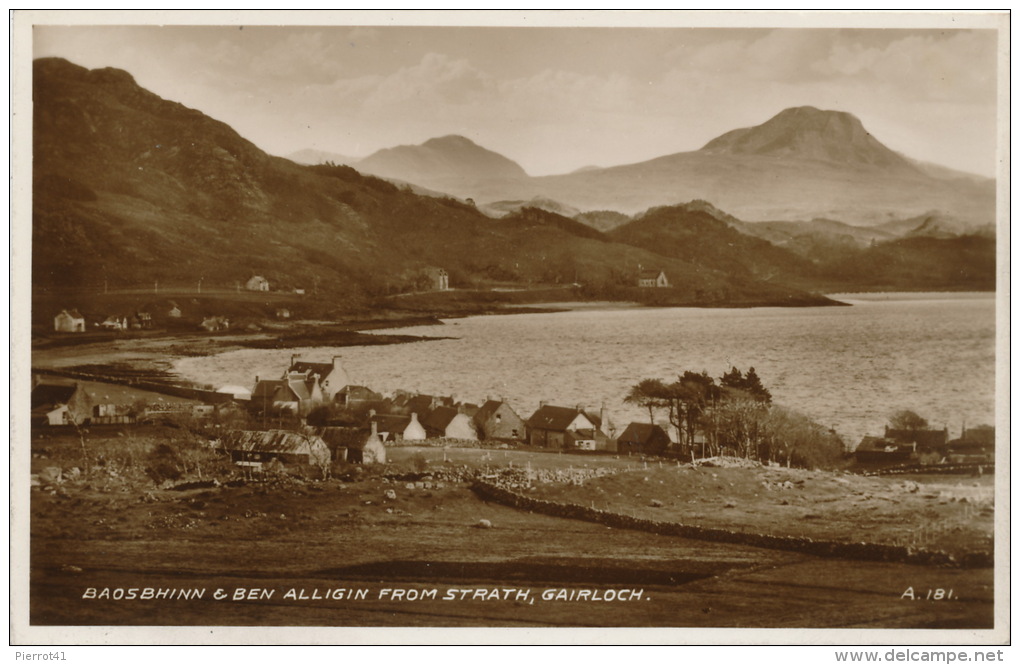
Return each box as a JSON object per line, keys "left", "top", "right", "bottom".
{"left": 815, "top": 31, "right": 997, "bottom": 103}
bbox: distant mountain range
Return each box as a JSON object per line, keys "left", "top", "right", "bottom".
{"left": 292, "top": 106, "right": 994, "bottom": 228}
{"left": 32, "top": 57, "right": 995, "bottom": 310}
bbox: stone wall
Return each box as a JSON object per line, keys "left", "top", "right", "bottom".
{"left": 471, "top": 481, "right": 992, "bottom": 569}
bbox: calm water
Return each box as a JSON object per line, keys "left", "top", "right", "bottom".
{"left": 174, "top": 293, "right": 997, "bottom": 446}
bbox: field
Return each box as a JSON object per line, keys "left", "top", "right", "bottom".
{"left": 27, "top": 433, "right": 996, "bottom": 629}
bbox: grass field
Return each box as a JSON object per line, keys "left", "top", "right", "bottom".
{"left": 25, "top": 432, "right": 996, "bottom": 629}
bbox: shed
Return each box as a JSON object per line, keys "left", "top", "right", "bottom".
{"left": 617, "top": 422, "right": 672, "bottom": 456}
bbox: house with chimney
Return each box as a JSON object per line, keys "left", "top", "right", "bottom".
{"left": 526, "top": 402, "right": 616, "bottom": 450}
{"left": 637, "top": 269, "right": 669, "bottom": 288}
{"left": 54, "top": 309, "right": 85, "bottom": 333}
{"left": 285, "top": 355, "right": 350, "bottom": 402}
{"left": 473, "top": 399, "right": 526, "bottom": 441}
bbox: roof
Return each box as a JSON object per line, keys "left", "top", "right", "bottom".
{"left": 31, "top": 383, "right": 78, "bottom": 409}
{"left": 423, "top": 406, "right": 459, "bottom": 433}
{"left": 338, "top": 385, "right": 382, "bottom": 401}
{"left": 618, "top": 422, "right": 669, "bottom": 444}
{"left": 288, "top": 361, "right": 334, "bottom": 378}
{"left": 638, "top": 269, "right": 664, "bottom": 280}
{"left": 251, "top": 379, "right": 295, "bottom": 401}
{"left": 57, "top": 309, "right": 84, "bottom": 319}
{"left": 527, "top": 405, "right": 586, "bottom": 431}
{"left": 474, "top": 400, "right": 502, "bottom": 424}
{"left": 315, "top": 426, "right": 370, "bottom": 450}
{"left": 370, "top": 413, "right": 412, "bottom": 432}
{"left": 221, "top": 430, "right": 328, "bottom": 457}
{"left": 957, "top": 426, "right": 995, "bottom": 447}
{"left": 285, "top": 375, "right": 316, "bottom": 401}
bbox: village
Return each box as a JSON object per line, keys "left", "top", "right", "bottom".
{"left": 31, "top": 347, "right": 994, "bottom": 477}
{"left": 30, "top": 299, "right": 998, "bottom": 630}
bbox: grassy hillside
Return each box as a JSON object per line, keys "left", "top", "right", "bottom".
{"left": 32, "top": 58, "right": 830, "bottom": 312}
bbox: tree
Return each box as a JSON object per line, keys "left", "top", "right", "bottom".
{"left": 624, "top": 378, "right": 668, "bottom": 424}
{"left": 719, "top": 366, "right": 771, "bottom": 403}
{"left": 889, "top": 410, "right": 928, "bottom": 430}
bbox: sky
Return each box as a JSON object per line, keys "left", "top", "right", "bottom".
{"left": 29, "top": 14, "right": 1004, "bottom": 177}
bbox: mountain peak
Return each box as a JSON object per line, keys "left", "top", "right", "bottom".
{"left": 422, "top": 134, "right": 479, "bottom": 148}
{"left": 358, "top": 134, "right": 528, "bottom": 183}
{"left": 700, "top": 106, "right": 915, "bottom": 170}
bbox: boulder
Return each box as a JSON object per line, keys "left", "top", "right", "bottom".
{"left": 383, "top": 489, "right": 397, "bottom": 500}
{"left": 476, "top": 519, "right": 493, "bottom": 529}
{"left": 39, "top": 467, "right": 62, "bottom": 485}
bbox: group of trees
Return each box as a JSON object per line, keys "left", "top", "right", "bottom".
{"left": 625, "top": 367, "right": 844, "bottom": 468}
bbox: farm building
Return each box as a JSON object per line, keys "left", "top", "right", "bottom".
{"left": 220, "top": 430, "right": 330, "bottom": 468}
{"left": 617, "top": 422, "right": 672, "bottom": 456}
{"left": 855, "top": 426, "right": 950, "bottom": 466}
{"left": 246, "top": 275, "right": 270, "bottom": 291}
{"left": 473, "top": 399, "right": 526, "bottom": 441}
{"left": 31, "top": 381, "right": 92, "bottom": 426}
{"left": 130, "top": 312, "right": 153, "bottom": 329}
{"left": 167, "top": 302, "right": 182, "bottom": 318}
{"left": 424, "top": 267, "right": 449, "bottom": 291}
{"left": 637, "top": 269, "right": 669, "bottom": 288}
{"left": 947, "top": 425, "right": 995, "bottom": 463}
{"left": 525, "top": 404, "right": 597, "bottom": 449}
{"left": 422, "top": 406, "right": 478, "bottom": 440}
{"left": 285, "top": 355, "right": 350, "bottom": 401}
{"left": 99, "top": 315, "right": 127, "bottom": 331}
{"left": 53, "top": 309, "right": 85, "bottom": 333}
{"left": 200, "top": 316, "right": 230, "bottom": 331}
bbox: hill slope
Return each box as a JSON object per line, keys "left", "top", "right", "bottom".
{"left": 32, "top": 58, "right": 827, "bottom": 310}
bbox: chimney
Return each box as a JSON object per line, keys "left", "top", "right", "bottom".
{"left": 369, "top": 408, "right": 376, "bottom": 418}
{"left": 255, "top": 375, "right": 260, "bottom": 383}
{"left": 371, "top": 421, "right": 378, "bottom": 437}
{"left": 576, "top": 404, "right": 585, "bottom": 413}
{"left": 332, "top": 356, "right": 343, "bottom": 370}
{"left": 600, "top": 403, "right": 608, "bottom": 432}
{"left": 539, "top": 400, "right": 547, "bottom": 408}
{"left": 411, "top": 412, "right": 420, "bottom": 423}
{"left": 486, "top": 395, "right": 492, "bottom": 402}
{"left": 291, "top": 354, "right": 299, "bottom": 367}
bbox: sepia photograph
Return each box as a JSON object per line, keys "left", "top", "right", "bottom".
{"left": 10, "top": 10, "right": 1010, "bottom": 647}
